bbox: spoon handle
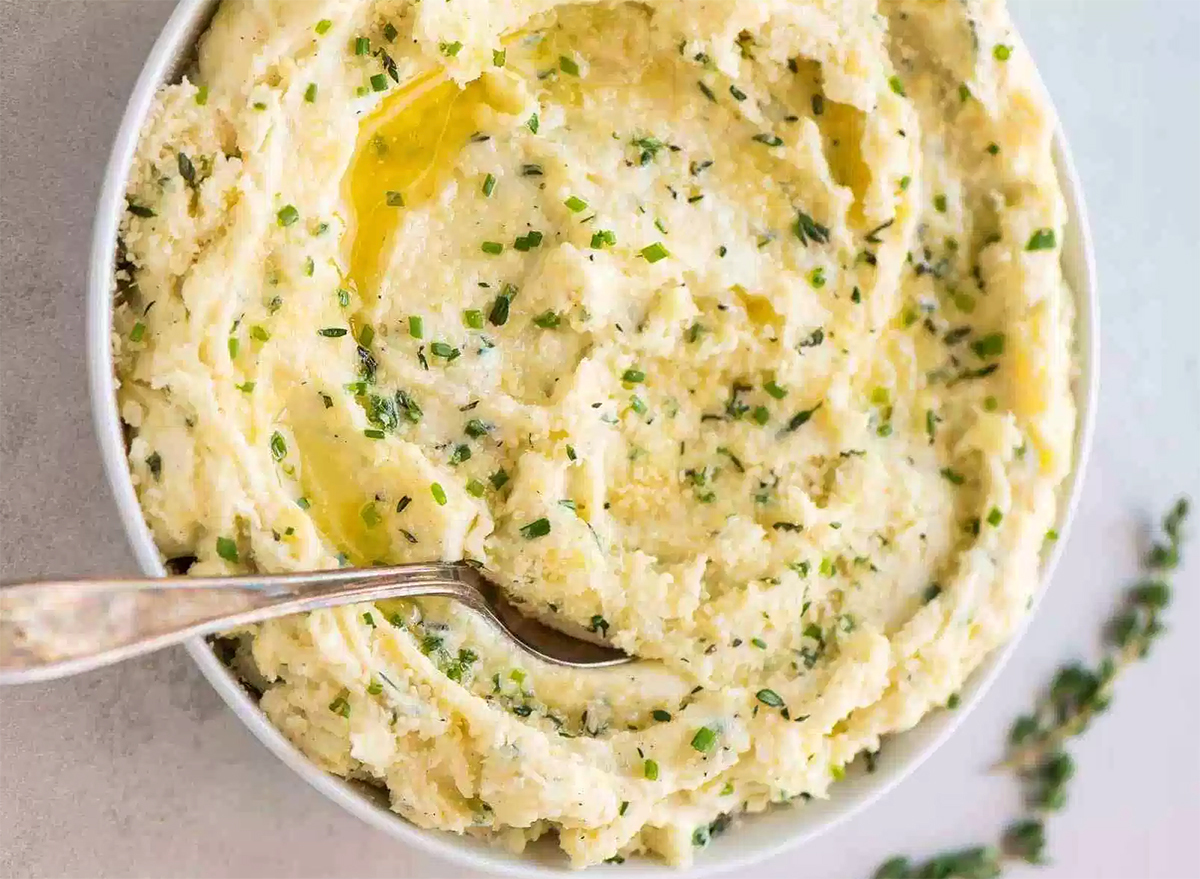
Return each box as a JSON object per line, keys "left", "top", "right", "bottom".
{"left": 0, "top": 564, "right": 479, "bottom": 685}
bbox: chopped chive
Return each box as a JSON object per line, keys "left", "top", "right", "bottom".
{"left": 729, "top": 84, "right": 747, "bottom": 101}
{"left": 940, "top": 468, "right": 966, "bottom": 485}
{"left": 463, "top": 309, "right": 484, "bottom": 329}
{"left": 520, "top": 518, "right": 551, "bottom": 539}
{"left": 386, "top": 190, "right": 404, "bottom": 207}
{"left": 439, "top": 41, "right": 462, "bottom": 57}
{"left": 987, "top": 142, "right": 1000, "bottom": 155}
{"left": 430, "top": 341, "right": 459, "bottom": 359}
{"left": 971, "top": 332, "right": 1006, "bottom": 358}
{"left": 756, "top": 689, "right": 784, "bottom": 707}
{"left": 752, "top": 406, "right": 770, "bottom": 425}
{"left": 559, "top": 55, "right": 580, "bottom": 76}
{"left": 934, "top": 194, "right": 948, "bottom": 213}
{"left": 304, "top": 83, "right": 317, "bottom": 102}
{"left": 533, "top": 311, "right": 561, "bottom": 329}
{"left": 129, "top": 322, "right": 146, "bottom": 342}
{"left": 622, "top": 368, "right": 645, "bottom": 384}
{"left": 752, "top": 133, "right": 783, "bottom": 146}
{"left": 317, "top": 327, "right": 347, "bottom": 337}
{"left": 177, "top": 152, "right": 196, "bottom": 185}
{"left": 492, "top": 48, "right": 506, "bottom": 67}
{"left": 514, "top": 230, "right": 543, "bottom": 251}
{"left": 296, "top": 497, "right": 311, "bottom": 510}
{"left": 465, "top": 418, "right": 492, "bottom": 438}
{"left": 782, "top": 402, "right": 822, "bottom": 433}
{"left": 363, "top": 428, "right": 385, "bottom": 439}
{"left": 269, "top": 431, "right": 287, "bottom": 461}
{"left": 629, "top": 395, "right": 648, "bottom": 415}
{"left": 215, "top": 536, "right": 238, "bottom": 563}
{"left": 328, "top": 693, "right": 351, "bottom": 717}
{"left": 489, "top": 287, "right": 514, "bottom": 326}
{"left": 383, "top": 22, "right": 398, "bottom": 42}
{"left": 127, "top": 202, "right": 155, "bottom": 218}
{"left": 764, "top": 380, "right": 787, "bottom": 399}
{"left": 235, "top": 381, "right": 255, "bottom": 393}
{"left": 481, "top": 240, "right": 504, "bottom": 255}
{"left": 640, "top": 242, "right": 669, "bottom": 263}
{"left": 360, "top": 502, "right": 381, "bottom": 527}
{"left": 489, "top": 469, "right": 509, "bottom": 490}
{"left": 993, "top": 44, "right": 1012, "bottom": 61}
{"left": 409, "top": 316, "right": 424, "bottom": 338}
{"left": 564, "top": 195, "right": 588, "bottom": 213}
{"left": 354, "top": 36, "right": 369, "bottom": 55}
{"left": 370, "top": 73, "right": 388, "bottom": 92}
{"left": 987, "top": 507, "right": 1004, "bottom": 526}
{"left": 690, "top": 726, "right": 717, "bottom": 753}
{"left": 195, "top": 85, "right": 209, "bottom": 106}
{"left": 482, "top": 173, "right": 496, "bottom": 197}
{"left": 526, "top": 113, "right": 539, "bottom": 134}
{"left": 449, "top": 444, "right": 471, "bottom": 465}
{"left": 698, "top": 80, "right": 716, "bottom": 102}
{"left": 315, "top": 19, "right": 332, "bottom": 35}
{"left": 430, "top": 482, "right": 448, "bottom": 505}
{"left": 277, "top": 204, "right": 299, "bottom": 227}
{"left": 888, "top": 75, "right": 906, "bottom": 96}
{"left": 1026, "top": 228, "right": 1057, "bottom": 251}
{"left": 643, "top": 759, "right": 659, "bottom": 780}
{"left": 590, "top": 229, "right": 616, "bottom": 249}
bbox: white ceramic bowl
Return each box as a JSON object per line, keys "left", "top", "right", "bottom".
{"left": 86, "top": 2, "right": 1098, "bottom": 875}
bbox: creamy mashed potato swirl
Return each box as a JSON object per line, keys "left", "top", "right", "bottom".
{"left": 115, "top": 0, "right": 1075, "bottom": 867}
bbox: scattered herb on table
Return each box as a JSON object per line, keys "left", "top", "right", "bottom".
{"left": 871, "top": 498, "right": 1189, "bottom": 879}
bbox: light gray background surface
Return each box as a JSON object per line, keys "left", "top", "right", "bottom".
{"left": 1, "top": 1, "right": 1198, "bottom": 877}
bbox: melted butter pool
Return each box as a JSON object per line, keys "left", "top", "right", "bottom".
{"left": 346, "top": 73, "right": 491, "bottom": 302}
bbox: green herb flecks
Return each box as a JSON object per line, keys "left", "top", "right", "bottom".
{"left": 1026, "top": 228, "right": 1057, "bottom": 251}
{"left": 780, "top": 402, "right": 822, "bottom": 434}
{"left": 269, "top": 431, "right": 287, "bottom": 461}
{"left": 640, "top": 242, "right": 669, "bottom": 263}
{"left": 215, "top": 536, "right": 238, "bottom": 563}
{"left": 690, "top": 726, "right": 718, "bottom": 753}
{"left": 520, "top": 518, "right": 551, "bottom": 539}
{"left": 794, "top": 210, "right": 831, "bottom": 246}
{"left": 277, "top": 204, "right": 300, "bottom": 227}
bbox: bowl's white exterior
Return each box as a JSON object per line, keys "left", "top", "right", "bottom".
{"left": 86, "top": 2, "right": 1098, "bottom": 874}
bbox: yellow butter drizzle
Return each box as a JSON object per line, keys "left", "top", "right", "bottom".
{"left": 345, "top": 73, "right": 490, "bottom": 303}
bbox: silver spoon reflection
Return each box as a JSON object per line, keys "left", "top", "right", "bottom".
{"left": 0, "top": 562, "right": 631, "bottom": 684}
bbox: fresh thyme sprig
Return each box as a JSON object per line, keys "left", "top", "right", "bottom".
{"left": 873, "top": 498, "right": 1189, "bottom": 879}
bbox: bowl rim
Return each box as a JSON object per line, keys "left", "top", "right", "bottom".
{"left": 86, "top": 1, "right": 1099, "bottom": 875}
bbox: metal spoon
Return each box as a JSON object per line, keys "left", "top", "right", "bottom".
{"left": 0, "top": 562, "right": 631, "bottom": 685}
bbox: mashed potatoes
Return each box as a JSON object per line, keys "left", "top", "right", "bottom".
{"left": 114, "top": 0, "right": 1075, "bottom": 867}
